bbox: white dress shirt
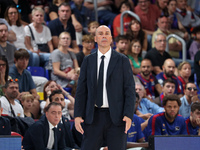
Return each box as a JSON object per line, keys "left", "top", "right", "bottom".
{"left": 47, "top": 121, "right": 57, "bottom": 149}
{"left": 97, "top": 48, "right": 111, "bottom": 108}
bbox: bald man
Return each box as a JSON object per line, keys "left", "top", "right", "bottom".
{"left": 137, "top": 59, "right": 162, "bottom": 100}
{"left": 156, "top": 58, "right": 183, "bottom": 95}
{"left": 74, "top": 25, "right": 135, "bottom": 150}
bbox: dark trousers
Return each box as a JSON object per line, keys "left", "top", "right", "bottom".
{"left": 81, "top": 108, "right": 127, "bottom": 150}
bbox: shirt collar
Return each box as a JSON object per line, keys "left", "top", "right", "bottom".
{"left": 48, "top": 120, "right": 58, "bottom": 129}
{"left": 97, "top": 47, "right": 112, "bottom": 60}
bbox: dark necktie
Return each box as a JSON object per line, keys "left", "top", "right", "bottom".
{"left": 96, "top": 55, "right": 105, "bottom": 108}
{"left": 52, "top": 127, "right": 58, "bottom": 150}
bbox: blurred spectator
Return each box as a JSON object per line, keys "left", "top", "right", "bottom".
{"left": 49, "top": 0, "right": 70, "bottom": 20}
{"left": 113, "top": 0, "right": 133, "bottom": 38}
{"left": 134, "top": 0, "right": 161, "bottom": 35}
{"left": 0, "top": 56, "right": 9, "bottom": 97}
{"left": 127, "top": 39, "right": 142, "bottom": 75}
{"left": 154, "top": 78, "right": 176, "bottom": 106}
{"left": 115, "top": 34, "right": 130, "bottom": 55}
{"left": 126, "top": 18, "right": 148, "bottom": 53}
{"left": 28, "top": 0, "right": 49, "bottom": 10}
{"left": 147, "top": 94, "right": 187, "bottom": 136}
{"left": 9, "top": 49, "right": 42, "bottom": 119}
{"left": 152, "top": 15, "right": 182, "bottom": 58}
{"left": 87, "top": 21, "right": 99, "bottom": 36}
{"left": 0, "top": 23, "right": 17, "bottom": 67}
{"left": 185, "top": 102, "right": 200, "bottom": 135}
{"left": 177, "top": 61, "right": 192, "bottom": 92}
{"left": 0, "top": 18, "right": 16, "bottom": 43}
{"left": 84, "top": 0, "right": 117, "bottom": 26}
{"left": 135, "top": 82, "right": 164, "bottom": 118}
{"left": 194, "top": 50, "right": 200, "bottom": 87}
{"left": 24, "top": 7, "right": 53, "bottom": 67}
{"left": 76, "top": 34, "right": 94, "bottom": 67}
{"left": 187, "top": 0, "right": 200, "bottom": 16}
{"left": 27, "top": 0, "right": 50, "bottom": 22}
{"left": 189, "top": 26, "right": 200, "bottom": 60}
{"left": 48, "top": 2, "right": 80, "bottom": 53}
{"left": 127, "top": 107, "right": 148, "bottom": 149}
{"left": 49, "top": 1, "right": 83, "bottom": 45}
{"left": 70, "top": 0, "right": 91, "bottom": 34}
{"left": 179, "top": 82, "right": 198, "bottom": 118}
{"left": 47, "top": 32, "right": 79, "bottom": 88}
{"left": 0, "top": 101, "right": 11, "bottom": 135}
{"left": 176, "top": 0, "right": 200, "bottom": 31}
{"left": 0, "top": 0, "right": 32, "bottom": 25}
{"left": 137, "top": 59, "right": 162, "bottom": 100}
{"left": 4, "top": 5, "right": 38, "bottom": 66}
{"left": 21, "top": 93, "right": 34, "bottom": 118}
{"left": 114, "top": 0, "right": 134, "bottom": 11}
{"left": 41, "top": 80, "right": 75, "bottom": 119}
{"left": 156, "top": 58, "right": 183, "bottom": 95}
{"left": 167, "top": 0, "right": 189, "bottom": 41}
{"left": 0, "top": 79, "right": 24, "bottom": 117}
{"left": 145, "top": 33, "right": 171, "bottom": 75}
{"left": 156, "top": 0, "right": 168, "bottom": 15}
{"left": 49, "top": 0, "right": 83, "bottom": 30}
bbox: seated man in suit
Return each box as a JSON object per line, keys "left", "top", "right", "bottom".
{"left": 22, "top": 102, "right": 66, "bottom": 150}
{"left": 49, "top": 90, "right": 79, "bottom": 149}
{"left": 185, "top": 102, "right": 200, "bottom": 135}
{"left": 0, "top": 101, "right": 11, "bottom": 135}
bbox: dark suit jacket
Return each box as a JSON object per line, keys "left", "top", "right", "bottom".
{"left": 22, "top": 115, "right": 66, "bottom": 150}
{"left": 59, "top": 116, "right": 79, "bottom": 149}
{"left": 0, "top": 116, "right": 11, "bottom": 135}
{"left": 74, "top": 49, "right": 135, "bottom": 125}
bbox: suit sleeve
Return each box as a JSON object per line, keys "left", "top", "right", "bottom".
{"left": 25, "top": 124, "right": 48, "bottom": 150}
{"left": 122, "top": 56, "right": 135, "bottom": 119}
{"left": 74, "top": 57, "right": 88, "bottom": 118}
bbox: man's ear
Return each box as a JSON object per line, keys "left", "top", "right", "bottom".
{"left": 162, "top": 65, "right": 164, "bottom": 71}
{"left": 14, "top": 58, "right": 17, "bottom": 64}
{"left": 0, "top": 108, "right": 3, "bottom": 114}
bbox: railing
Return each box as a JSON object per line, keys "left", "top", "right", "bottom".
{"left": 166, "top": 34, "right": 186, "bottom": 61}
{"left": 94, "top": 0, "right": 98, "bottom": 22}
{"left": 120, "top": 11, "right": 140, "bottom": 35}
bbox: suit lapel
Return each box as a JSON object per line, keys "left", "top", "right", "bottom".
{"left": 91, "top": 52, "right": 98, "bottom": 86}
{"left": 44, "top": 116, "right": 50, "bottom": 146}
{"left": 107, "top": 50, "right": 119, "bottom": 79}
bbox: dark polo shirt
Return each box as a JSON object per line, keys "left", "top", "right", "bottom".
{"left": 48, "top": 18, "right": 76, "bottom": 41}
{"left": 145, "top": 48, "right": 172, "bottom": 70}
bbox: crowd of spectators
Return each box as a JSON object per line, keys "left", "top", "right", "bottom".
{"left": 0, "top": 0, "right": 200, "bottom": 149}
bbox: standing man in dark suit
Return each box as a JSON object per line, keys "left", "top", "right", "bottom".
{"left": 22, "top": 102, "right": 66, "bottom": 150}
{"left": 74, "top": 25, "right": 135, "bottom": 150}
